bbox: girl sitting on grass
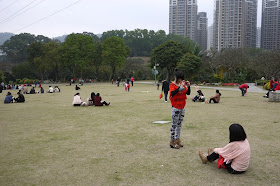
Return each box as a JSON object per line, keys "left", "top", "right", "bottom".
{"left": 72, "top": 93, "right": 88, "bottom": 107}
{"left": 199, "top": 123, "right": 250, "bottom": 174}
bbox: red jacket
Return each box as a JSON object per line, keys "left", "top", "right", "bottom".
{"left": 239, "top": 84, "right": 248, "bottom": 89}
{"left": 274, "top": 81, "right": 280, "bottom": 90}
{"left": 131, "top": 77, "right": 135, "bottom": 82}
{"left": 169, "top": 83, "right": 188, "bottom": 109}
{"left": 270, "top": 80, "right": 274, "bottom": 89}
{"left": 94, "top": 96, "right": 103, "bottom": 106}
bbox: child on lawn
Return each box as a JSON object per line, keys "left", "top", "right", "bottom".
{"left": 169, "top": 70, "right": 191, "bottom": 149}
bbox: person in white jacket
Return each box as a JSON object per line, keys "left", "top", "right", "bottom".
{"left": 72, "top": 93, "right": 88, "bottom": 107}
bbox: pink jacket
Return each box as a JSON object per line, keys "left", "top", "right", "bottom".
{"left": 214, "top": 139, "right": 250, "bottom": 172}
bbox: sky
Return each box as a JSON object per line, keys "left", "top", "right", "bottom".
{"left": 0, "top": 0, "right": 262, "bottom": 38}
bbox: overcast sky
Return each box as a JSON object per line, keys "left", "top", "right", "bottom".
{"left": 0, "top": 0, "right": 262, "bottom": 38}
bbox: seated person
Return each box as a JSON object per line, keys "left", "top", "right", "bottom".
{"left": 192, "top": 90, "right": 205, "bottom": 102}
{"left": 4, "top": 92, "right": 13, "bottom": 104}
{"left": 54, "top": 86, "right": 60, "bottom": 93}
{"left": 14, "top": 92, "right": 25, "bottom": 102}
{"left": 94, "top": 93, "right": 110, "bottom": 106}
{"left": 29, "top": 87, "right": 36, "bottom": 94}
{"left": 47, "top": 86, "right": 53, "bottom": 93}
{"left": 87, "top": 92, "right": 95, "bottom": 106}
{"left": 209, "top": 90, "right": 221, "bottom": 103}
{"left": 72, "top": 93, "right": 88, "bottom": 106}
{"left": 40, "top": 87, "right": 44, "bottom": 93}
{"left": 75, "top": 85, "right": 80, "bottom": 90}
{"left": 22, "top": 85, "right": 28, "bottom": 94}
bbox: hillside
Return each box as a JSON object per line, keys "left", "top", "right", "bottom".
{"left": 0, "top": 32, "right": 15, "bottom": 45}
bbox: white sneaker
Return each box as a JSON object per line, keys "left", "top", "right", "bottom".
{"left": 165, "top": 101, "right": 167, "bottom": 103}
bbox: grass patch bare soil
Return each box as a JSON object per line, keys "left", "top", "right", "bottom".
{"left": 0, "top": 83, "right": 279, "bottom": 185}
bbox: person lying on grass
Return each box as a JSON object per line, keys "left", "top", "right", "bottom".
{"left": 72, "top": 93, "right": 88, "bottom": 107}
{"left": 199, "top": 123, "right": 250, "bottom": 174}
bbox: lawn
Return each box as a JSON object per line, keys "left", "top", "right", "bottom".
{"left": 0, "top": 83, "right": 279, "bottom": 185}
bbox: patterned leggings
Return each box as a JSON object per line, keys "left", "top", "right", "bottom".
{"left": 170, "top": 107, "right": 185, "bottom": 140}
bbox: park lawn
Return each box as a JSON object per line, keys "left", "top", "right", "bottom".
{"left": 0, "top": 83, "right": 279, "bottom": 185}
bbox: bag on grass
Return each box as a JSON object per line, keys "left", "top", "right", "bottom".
{"left": 159, "top": 92, "right": 163, "bottom": 99}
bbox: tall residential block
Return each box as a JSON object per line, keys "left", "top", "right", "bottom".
{"left": 208, "top": 24, "right": 214, "bottom": 50}
{"left": 261, "top": 0, "right": 280, "bottom": 50}
{"left": 213, "top": 0, "right": 258, "bottom": 50}
{"left": 169, "top": 0, "right": 198, "bottom": 41}
{"left": 197, "top": 12, "right": 208, "bottom": 51}
{"left": 256, "top": 27, "right": 261, "bottom": 48}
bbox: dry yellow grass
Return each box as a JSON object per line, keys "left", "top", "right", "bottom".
{"left": 0, "top": 83, "right": 279, "bottom": 185}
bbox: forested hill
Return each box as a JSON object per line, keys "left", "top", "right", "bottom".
{"left": 0, "top": 33, "right": 15, "bottom": 45}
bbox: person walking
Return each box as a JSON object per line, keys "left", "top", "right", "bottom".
{"left": 162, "top": 79, "right": 170, "bottom": 103}
{"left": 169, "top": 70, "right": 191, "bottom": 149}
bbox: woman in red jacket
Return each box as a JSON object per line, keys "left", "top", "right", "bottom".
{"left": 94, "top": 93, "right": 110, "bottom": 106}
{"left": 169, "top": 70, "right": 191, "bottom": 149}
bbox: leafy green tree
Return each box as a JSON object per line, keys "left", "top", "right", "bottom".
{"left": 151, "top": 41, "right": 185, "bottom": 81}
{"left": 177, "top": 53, "right": 202, "bottom": 78}
{"left": 102, "top": 36, "right": 128, "bottom": 80}
{"left": 1, "top": 33, "right": 51, "bottom": 63}
{"left": 11, "top": 62, "right": 37, "bottom": 79}
{"left": 62, "top": 33, "right": 96, "bottom": 79}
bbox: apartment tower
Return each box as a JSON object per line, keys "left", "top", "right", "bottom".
{"left": 213, "top": 0, "right": 258, "bottom": 50}
{"left": 197, "top": 12, "right": 208, "bottom": 51}
{"left": 169, "top": 0, "right": 198, "bottom": 41}
{"left": 261, "top": 0, "right": 280, "bottom": 50}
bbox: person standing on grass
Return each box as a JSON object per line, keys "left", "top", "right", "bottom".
{"left": 162, "top": 79, "right": 170, "bottom": 103}
{"left": 239, "top": 84, "right": 249, "bottom": 96}
{"left": 209, "top": 90, "right": 221, "bottom": 103}
{"left": 198, "top": 123, "right": 250, "bottom": 174}
{"left": 169, "top": 70, "right": 191, "bottom": 149}
{"left": 131, "top": 76, "right": 135, "bottom": 86}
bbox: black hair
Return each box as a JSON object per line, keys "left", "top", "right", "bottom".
{"left": 75, "top": 93, "right": 80, "bottom": 96}
{"left": 248, "top": 86, "right": 250, "bottom": 88}
{"left": 96, "top": 93, "right": 100, "bottom": 96}
{"left": 7, "top": 92, "right": 11, "bottom": 95}
{"left": 17, "top": 92, "right": 20, "bottom": 95}
{"left": 216, "top": 90, "right": 221, "bottom": 96}
{"left": 174, "top": 70, "right": 184, "bottom": 81}
{"left": 91, "top": 92, "right": 95, "bottom": 99}
{"left": 229, "top": 123, "right": 247, "bottom": 142}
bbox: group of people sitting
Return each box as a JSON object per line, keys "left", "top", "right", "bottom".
{"left": 72, "top": 92, "right": 110, "bottom": 107}
{"left": 4, "top": 92, "right": 25, "bottom": 104}
{"left": 192, "top": 89, "right": 221, "bottom": 104}
{"left": 46, "top": 86, "right": 60, "bottom": 93}
{"left": 264, "top": 77, "right": 280, "bottom": 98}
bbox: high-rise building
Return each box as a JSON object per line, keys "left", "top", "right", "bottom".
{"left": 197, "top": 12, "right": 208, "bottom": 51}
{"left": 208, "top": 24, "right": 214, "bottom": 50}
{"left": 213, "top": 0, "right": 258, "bottom": 50}
{"left": 256, "top": 27, "right": 261, "bottom": 48}
{"left": 169, "top": 0, "right": 198, "bottom": 41}
{"left": 261, "top": 0, "right": 280, "bottom": 50}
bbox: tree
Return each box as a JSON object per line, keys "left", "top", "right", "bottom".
{"left": 177, "top": 53, "right": 202, "bottom": 78}
{"left": 102, "top": 36, "right": 128, "bottom": 80}
{"left": 1, "top": 33, "right": 51, "bottom": 63}
{"left": 151, "top": 41, "right": 185, "bottom": 81}
{"left": 62, "top": 33, "right": 96, "bottom": 79}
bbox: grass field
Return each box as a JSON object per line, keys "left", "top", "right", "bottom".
{"left": 0, "top": 83, "right": 279, "bottom": 185}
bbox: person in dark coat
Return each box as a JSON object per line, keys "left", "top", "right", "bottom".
{"left": 0, "top": 84, "right": 3, "bottom": 93}
{"left": 162, "top": 79, "right": 170, "bottom": 102}
{"left": 14, "top": 92, "right": 25, "bottom": 102}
